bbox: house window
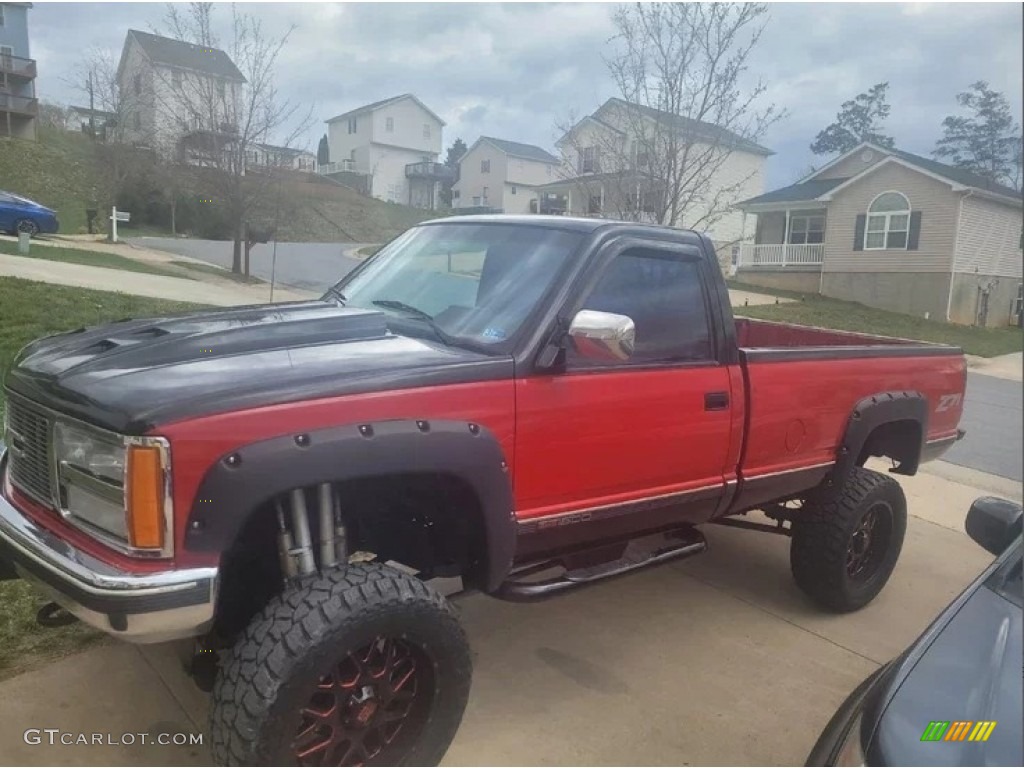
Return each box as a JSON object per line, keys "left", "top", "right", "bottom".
{"left": 481, "top": 159, "right": 490, "bottom": 174}
{"left": 482, "top": 186, "right": 489, "bottom": 201}
{"left": 580, "top": 146, "right": 600, "bottom": 174}
{"left": 423, "top": 123, "right": 431, "bottom": 139}
{"left": 172, "top": 70, "right": 182, "bottom": 89}
{"left": 386, "top": 116, "right": 394, "bottom": 132}
{"left": 0, "top": 7, "right": 5, "bottom": 26}
{"left": 510, "top": 185, "right": 517, "bottom": 195}
{"left": 134, "top": 74, "right": 142, "bottom": 95}
{"left": 865, "top": 192, "right": 910, "bottom": 249}
{"left": 789, "top": 214, "right": 826, "bottom": 245}
{"left": 588, "top": 194, "right": 602, "bottom": 214}
{"left": 452, "top": 190, "right": 460, "bottom": 201}
{"left": 348, "top": 118, "right": 357, "bottom": 134}
{"left": 216, "top": 80, "right": 225, "bottom": 99}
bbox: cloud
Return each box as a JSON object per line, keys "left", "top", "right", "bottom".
{"left": 29, "top": 2, "right": 1023, "bottom": 188}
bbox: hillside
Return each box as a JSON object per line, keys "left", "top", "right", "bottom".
{"left": 0, "top": 128, "right": 438, "bottom": 243}
{"left": 261, "top": 174, "right": 438, "bottom": 243}
{"left": 0, "top": 127, "right": 103, "bottom": 233}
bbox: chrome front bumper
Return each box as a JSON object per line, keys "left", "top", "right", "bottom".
{"left": 0, "top": 445, "right": 217, "bottom": 644}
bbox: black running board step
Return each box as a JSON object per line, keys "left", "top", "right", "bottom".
{"left": 496, "top": 529, "right": 706, "bottom": 601}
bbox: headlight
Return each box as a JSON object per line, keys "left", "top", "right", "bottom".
{"left": 55, "top": 421, "right": 127, "bottom": 539}
{"left": 55, "top": 422, "right": 126, "bottom": 485}
{"left": 833, "top": 711, "right": 866, "bottom": 767}
{"left": 53, "top": 422, "right": 171, "bottom": 556}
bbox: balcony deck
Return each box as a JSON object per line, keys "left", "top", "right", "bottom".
{"left": 737, "top": 242, "right": 824, "bottom": 268}
{"left": 0, "top": 53, "right": 36, "bottom": 81}
{"left": 406, "top": 161, "right": 454, "bottom": 182}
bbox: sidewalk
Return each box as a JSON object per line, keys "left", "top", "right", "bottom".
{"left": 0, "top": 459, "right": 1016, "bottom": 766}
{"left": 0, "top": 253, "right": 315, "bottom": 306}
{"left": 966, "top": 351, "right": 1023, "bottom": 382}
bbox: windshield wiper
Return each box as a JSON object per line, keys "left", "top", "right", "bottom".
{"left": 371, "top": 299, "right": 455, "bottom": 347}
{"left": 371, "top": 299, "right": 433, "bottom": 321}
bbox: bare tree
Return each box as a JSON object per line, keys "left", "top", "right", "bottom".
{"left": 155, "top": 2, "right": 313, "bottom": 273}
{"left": 557, "top": 3, "right": 781, "bottom": 236}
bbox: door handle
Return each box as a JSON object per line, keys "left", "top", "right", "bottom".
{"left": 704, "top": 391, "right": 729, "bottom": 411}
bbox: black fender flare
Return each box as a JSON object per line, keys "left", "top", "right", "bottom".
{"left": 831, "top": 390, "right": 928, "bottom": 488}
{"left": 183, "top": 419, "right": 515, "bottom": 592}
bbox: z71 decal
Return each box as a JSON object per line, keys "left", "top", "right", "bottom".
{"left": 936, "top": 393, "right": 963, "bottom": 412}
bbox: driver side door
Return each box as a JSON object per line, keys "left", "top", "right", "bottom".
{"left": 513, "top": 240, "right": 738, "bottom": 556}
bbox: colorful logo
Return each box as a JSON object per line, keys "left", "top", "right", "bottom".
{"left": 921, "top": 721, "right": 997, "bottom": 742}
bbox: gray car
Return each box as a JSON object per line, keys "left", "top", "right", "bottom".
{"left": 808, "top": 496, "right": 1023, "bottom": 767}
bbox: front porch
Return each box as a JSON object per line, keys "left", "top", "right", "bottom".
{"left": 736, "top": 208, "right": 827, "bottom": 268}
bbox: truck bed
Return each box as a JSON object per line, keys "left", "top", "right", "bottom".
{"left": 736, "top": 317, "right": 939, "bottom": 354}
{"left": 729, "top": 317, "right": 966, "bottom": 514}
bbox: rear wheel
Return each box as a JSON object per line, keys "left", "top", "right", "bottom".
{"left": 14, "top": 219, "right": 39, "bottom": 237}
{"left": 790, "top": 466, "right": 907, "bottom": 612}
{"left": 210, "top": 562, "right": 471, "bottom": 766}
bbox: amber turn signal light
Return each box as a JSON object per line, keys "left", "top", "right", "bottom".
{"left": 127, "top": 445, "right": 165, "bottom": 550}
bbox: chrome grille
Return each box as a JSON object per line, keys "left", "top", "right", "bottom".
{"left": 4, "top": 395, "right": 55, "bottom": 506}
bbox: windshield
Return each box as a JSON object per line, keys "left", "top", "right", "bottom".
{"left": 328, "top": 223, "right": 582, "bottom": 348}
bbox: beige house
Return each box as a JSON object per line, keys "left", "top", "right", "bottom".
{"left": 324, "top": 94, "right": 450, "bottom": 210}
{"left": 735, "top": 142, "right": 1023, "bottom": 327}
{"left": 452, "top": 136, "right": 560, "bottom": 214}
{"left": 116, "top": 30, "right": 245, "bottom": 159}
{"left": 535, "top": 98, "right": 772, "bottom": 254}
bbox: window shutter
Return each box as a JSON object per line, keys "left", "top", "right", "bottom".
{"left": 907, "top": 211, "right": 922, "bottom": 250}
{"left": 853, "top": 214, "right": 866, "bottom": 251}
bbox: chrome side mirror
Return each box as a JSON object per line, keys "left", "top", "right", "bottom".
{"left": 568, "top": 310, "right": 635, "bottom": 362}
{"left": 966, "top": 496, "right": 1023, "bottom": 556}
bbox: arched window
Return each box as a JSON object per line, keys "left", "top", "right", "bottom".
{"left": 865, "top": 191, "right": 910, "bottom": 250}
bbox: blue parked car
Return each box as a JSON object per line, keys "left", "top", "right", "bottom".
{"left": 0, "top": 190, "right": 59, "bottom": 236}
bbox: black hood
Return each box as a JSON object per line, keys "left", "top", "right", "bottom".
{"left": 5, "top": 300, "right": 511, "bottom": 433}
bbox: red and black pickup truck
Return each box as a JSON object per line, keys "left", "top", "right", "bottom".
{"left": 0, "top": 216, "right": 965, "bottom": 765}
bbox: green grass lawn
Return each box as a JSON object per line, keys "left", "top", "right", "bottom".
{"left": 729, "top": 280, "right": 1024, "bottom": 358}
{"left": 0, "top": 238, "right": 184, "bottom": 278}
{"left": 0, "top": 277, "right": 203, "bottom": 677}
{"left": 170, "top": 259, "right": 263, "bottom": 283}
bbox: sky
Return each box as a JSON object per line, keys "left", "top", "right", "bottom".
{"left": 27, "top": 1, "right": 1024, "bottom": 188}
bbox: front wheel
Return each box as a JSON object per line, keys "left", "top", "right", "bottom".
{"left": 14, "top": 219, "right": 40, "bottom": 237}
{"left": 210, "top": 562, "right": 472, "bottom": 766}
{"left": 790, "top": 466, "right": 907, "bottom": 612}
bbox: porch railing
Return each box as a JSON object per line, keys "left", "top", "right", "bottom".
{"left": 737, "top": 242, "right": 824, "bottom": 267}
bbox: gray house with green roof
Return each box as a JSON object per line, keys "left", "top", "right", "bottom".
{"left": 735, "top": 142, "right": 1022, "bottom": 327}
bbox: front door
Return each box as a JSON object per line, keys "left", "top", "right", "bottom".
{"left": 514, "top": 241, "right": 737, "bottom": 556}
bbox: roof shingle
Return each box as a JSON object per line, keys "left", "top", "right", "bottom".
{"left": 480, "top": 137, "right": 559, "bottom": 164}
{"left": 737, "top": 177, "right": 848, "bottom": 206}
{"left": 128, "top": 30, "right": 245, "bottom": 82}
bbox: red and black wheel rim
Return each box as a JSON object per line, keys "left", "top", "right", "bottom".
{"left": 846, "top": 502, "right": 893, "bottom": 581}
{"left": 292, "top": 636, "right": 434, "bottom": 766}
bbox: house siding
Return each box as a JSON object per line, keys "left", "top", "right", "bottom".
{"left": 328, "top": 96, "right": 443, "bottom": 209}
{"left": 823, "top": 162, "right": 959, "bottom": 274}
{"left": 453, "top": 141, "right": 508, "bottom": 210}
{"left": 814, "top": 149, "right": 887, "bottom": 180}
{"left": 953, "top": 194, "right": 1023, "bottom": 279}
{"left": 0, "top": 3, "right": 30, "bottom": 57}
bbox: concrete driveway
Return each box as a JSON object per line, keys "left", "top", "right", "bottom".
{"left": 1, "top": 459, "right": 1014, "bottom": 766}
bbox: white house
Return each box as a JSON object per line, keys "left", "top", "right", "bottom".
{"left": 452, "top": 136, "right": 560, "bottom": 214}
{"left": 536, "top": 97, "right": 772, "bottom": 255}
{"left": 324, "top": 94, "right": 449, "bottom": 209}
{"left": 246, "top": 143, "right": 316, "bottom": 173}
{"left": 116, "top": 29, "right": 245, "bottom": 159}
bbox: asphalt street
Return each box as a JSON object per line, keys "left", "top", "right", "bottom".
{"left": 944, "top": 372, "right": 1023, "bottom": 482}
{"left": 132, "top": 237, "right": 365, "bottom": 293}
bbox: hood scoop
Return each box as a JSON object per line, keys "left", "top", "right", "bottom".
{"left": 14, "top": 302, "right": 391, "bottom": 376}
